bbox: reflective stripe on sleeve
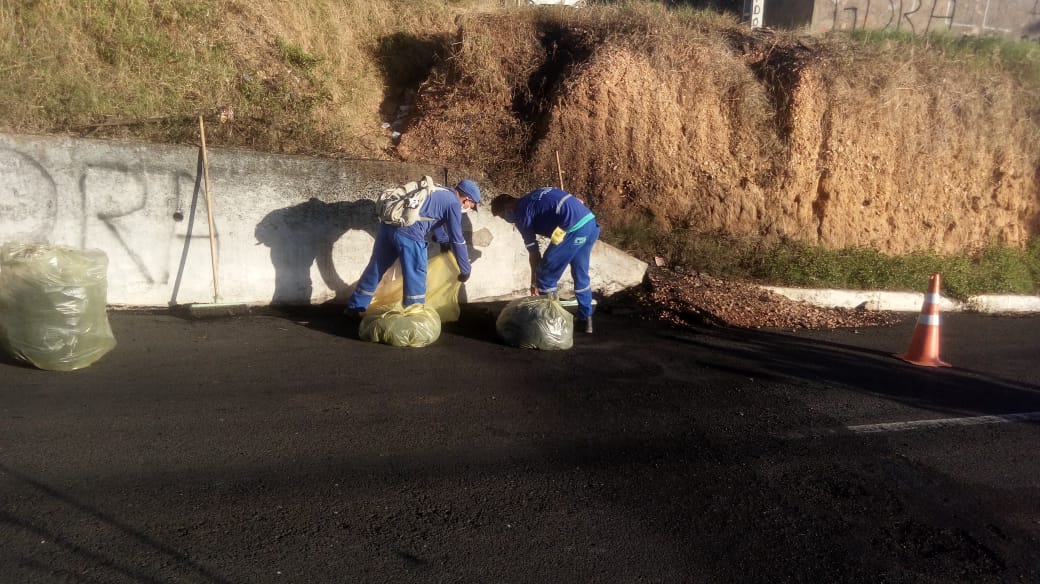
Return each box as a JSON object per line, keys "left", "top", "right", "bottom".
{"left": 555, "top": 194, "right": 572, "bottom": 214}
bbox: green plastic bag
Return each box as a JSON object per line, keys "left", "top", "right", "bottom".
{"left": 359, "top": 303, "right": 441, "bottom": 348}
{"left": 496, "top": 295, "right": 573, "bottom": 350}
{"left": 0, "top": 243, "right": 117, "bottom": 371}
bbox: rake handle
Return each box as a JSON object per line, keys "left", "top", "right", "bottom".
{"left": 199, "top": 115, "right": 220, "bottom": 302}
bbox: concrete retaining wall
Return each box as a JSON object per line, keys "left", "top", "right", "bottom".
{"left": 0, "top": 133, "right": 647, "bottom": 307}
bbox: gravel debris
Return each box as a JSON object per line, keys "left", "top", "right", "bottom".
{"left": 612, "top": 267, "right": 907, "bottom": 331}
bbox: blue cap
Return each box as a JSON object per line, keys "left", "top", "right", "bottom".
{"left": 456, "top": 179, "right": 481, "bottom": 207}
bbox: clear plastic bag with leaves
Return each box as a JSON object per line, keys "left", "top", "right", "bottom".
{"left": 495, "top": 295, "right": 573, "bottom": 350}
{"left": 0, "top": 243, "right": 117, "bottom": 371}
{"left": 359, "top": 303, "right": 441, "bottom": 348}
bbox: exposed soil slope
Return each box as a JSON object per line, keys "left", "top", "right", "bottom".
{"left": 5, "top": 3, "right": 1038, "bottom": 327}
{"left": 399, "top": 10, "right": 1040, "bottom": 256}
{"left": 7, "top": 3, "right": 1035, "bottom": 258}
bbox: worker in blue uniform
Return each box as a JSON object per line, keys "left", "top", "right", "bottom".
{"left": 345, "top": 179, "right": 481, "bottom": 315}
{"left": 490, "top": 187, "right": 600, "bottom": 333}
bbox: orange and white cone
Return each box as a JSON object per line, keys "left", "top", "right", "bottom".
{"left": 898, "top": 273, "right": 951, "bottom": 367}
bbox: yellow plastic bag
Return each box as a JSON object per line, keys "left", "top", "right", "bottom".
{"left": 368, "top": 252, "right": 461, "bottom": 322}
{"left": 0, "top": 243, "right": 117, "bottom": 371}
{"left": 359, "top": 303, "right": 441, "bottom": 348}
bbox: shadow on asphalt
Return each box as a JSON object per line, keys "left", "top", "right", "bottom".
{"left": 655, "top": 317, "right": 1040, "bottom": 426}
{"left": 287, "top": 299, "right": 1040, "bottom": 425}
{"left": 0, "top": 463, "right": 234, "bottom": 584}
{"left": 263, "top": 300, "right": 526, "bottom": 346}
{"left": 5, "top": 309, "right": 1040, "bottom": 580}
{"left": 158, "top": 301, "right": 1040, "bottom": 424}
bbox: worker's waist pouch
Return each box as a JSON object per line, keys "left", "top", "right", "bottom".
{"left": 550, "top": 212, "right": 595, "bottom": 245}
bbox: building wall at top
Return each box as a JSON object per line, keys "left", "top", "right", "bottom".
{"left": 809, "top": 0, "right": 1040, "bottom": 38}
{"left": 763, "top": 0, "right": 815, "bottom": 28}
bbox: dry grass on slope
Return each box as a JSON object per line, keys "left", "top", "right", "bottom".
{"left": 542, "top": 26, "right": 1040, "bottom": 255}
{"left": 0, "top": 0, "right": 484, "bottom": 157}
{"left": 780, "top": 38, "right": 1040, "bottom": 255}
{"left": 399, "top": 4, "right": 1040, "bottom": 258}
{"left": 4, "top": 1, "right": 1038, "bottom": 263}
{"left": 395, "top": 12, "right": 546, "bottom": 185}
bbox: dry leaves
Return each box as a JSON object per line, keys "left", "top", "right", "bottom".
{"left": 620, "top": 267, "right": 904, "bottom": 331}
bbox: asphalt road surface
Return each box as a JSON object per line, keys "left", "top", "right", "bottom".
{"left": 2, "top": 304, "right": 1039, "bottom": 583}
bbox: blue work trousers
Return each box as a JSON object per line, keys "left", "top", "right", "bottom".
{"left": 536, "top": 221, "right": 600, "bottom": 319}
{"left": 347, "top": 223, "right": 428, "bottom": 310}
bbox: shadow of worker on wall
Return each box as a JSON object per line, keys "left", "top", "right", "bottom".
{"left": 456, "top": 211, "right": 482, "bottom": 305}
{"left": 255, "top": 198, "right": 377, "bottom": 309}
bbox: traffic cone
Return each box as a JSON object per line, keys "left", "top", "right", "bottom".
{"left": 897, "top": 273, "right": 951, "bottom": 367}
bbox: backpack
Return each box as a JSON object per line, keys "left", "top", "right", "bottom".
{"left": 375, "top": 176, "right": 438, "bottom": 227}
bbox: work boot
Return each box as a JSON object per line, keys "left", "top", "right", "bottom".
{"left": 576, "top": 316, "right": 593, "bottom": 334}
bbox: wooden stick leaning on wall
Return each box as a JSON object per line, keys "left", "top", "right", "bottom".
{"left": 555, "top": 150, "right": 565, "bottom": 191}
{"left": 174, "top": 111, "right": 249, "bottom": 315}
{"left": 198, "top": 115, "right": 220, "bottom": 303}
{"left": 181, "top": 115, "right": 249, "bottom": 318}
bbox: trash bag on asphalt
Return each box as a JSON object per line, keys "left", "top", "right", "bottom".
{"left": 496, "top": 295, "right": 573, "bottom": 350}
{"left": 0, "top": 243, "right": 117, "bottom": 371}
{"left": 367, "top": 253, "right": 461, "bottom": 323}
{"left": 359, "top": 303, "right": 441, "bottom": 347}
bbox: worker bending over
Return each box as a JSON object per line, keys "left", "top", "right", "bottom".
{"left": 346, "top": 179, "right": 481, "bottom": 315}
{"left": 491, "top": 187, "right": 599, "bottom": 333}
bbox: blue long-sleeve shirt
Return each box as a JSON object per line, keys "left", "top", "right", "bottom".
{"left": 512, "top": 187, "right": 595, "bottom": 251}
{"left": 397, "top": 186, "right": 472, "bottom": 275}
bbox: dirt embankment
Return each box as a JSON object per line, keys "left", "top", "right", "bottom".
{"left": 398, "top": 10, "right": 1040, "bottom": 256}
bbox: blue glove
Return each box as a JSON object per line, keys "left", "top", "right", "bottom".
{"left": 457, "top": 272, "right": 471, "bottom": 283}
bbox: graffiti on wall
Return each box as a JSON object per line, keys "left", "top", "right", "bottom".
{"left": 0, "top": 142, "right": 429, "bottom": 306}
{"left": 0, "top": 145, "right": 210, "bottom": 288}
{"left": 824, "top": 0, "right": 1039, "bottom": 37}
{"left": 80, "top": 162, "right": 205, "bottom": 285}
{"left": 750, "top": 0, "right": 766, "bottom": 28}
{"left": 0, "top": 148, "right": 57, "bottom": 242}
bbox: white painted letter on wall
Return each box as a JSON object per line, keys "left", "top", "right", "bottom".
{"left": 751, "top": 0, "right": 766, "bottom": 29}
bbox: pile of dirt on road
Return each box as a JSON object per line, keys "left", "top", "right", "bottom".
{"left": 611, "top": 267, "right": 906, "bottom": 330}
